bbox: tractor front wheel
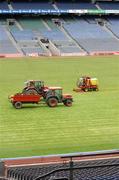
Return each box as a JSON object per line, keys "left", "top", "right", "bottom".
{"left": 64, "top": 99, "right": 72, "bottom": 107}
{"left": 14, "top": 101, "right": 22, "bottom": 109}
{"left": 84, "top": 88, "right": 89, "bottom": 92}
{"left": 47, "top": 97, "right": 58, "bottom": 107}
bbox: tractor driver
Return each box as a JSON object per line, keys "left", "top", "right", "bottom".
{"left": 27, "top": 81, "right": 35, "bottom": 88}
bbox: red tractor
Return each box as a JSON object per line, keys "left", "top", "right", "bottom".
{"left": 73, "top": 76, "right": 99, "bottom": 92}
{"left": 22, "top": 80, "right": 48, "bottom": 96}
{"left": 9, "top": 80, "right": 73, "bottom": 109}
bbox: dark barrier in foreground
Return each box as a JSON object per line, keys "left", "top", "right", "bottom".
{"left": 1, "top": 149, "right": 119, "bottom": 180}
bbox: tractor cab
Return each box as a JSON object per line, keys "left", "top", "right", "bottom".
{"left": 47, "top": 87, "right": 63, "bottom": 100}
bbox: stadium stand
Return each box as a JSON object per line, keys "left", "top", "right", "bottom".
{"left": 0, "top": 1, "right": 9, "bottom": 10}
{"left": 0, "top": 26, "right": 20, "bottom": 54}
{"left": 18, "top": 17, "right": 46, "bottom": 31}
{"left": 9, "top": 19, "right": 51, "bottom": 56}
{"left": 1, "top": 1, "right": 119, "bottom": 57}
{"left": 98, "top": 2, "right": 119, "bottom": 10}
{"left": 39, "top": 19, "right": 85, "bottom": 55}
{"left": 22, "top": 47, "right": 46, "bottom": 55}
{"left": 1, "top": 15, "right": 119, "bottom": 56}
{"left": 15, "top": 17, "right": 85, "bottom": 55}
{"left": 63, "top": 16, "right": 119, "bottom": 53}
{"left": 11, "top": 1, "right": 55, "bottom": 10}
{"left": 56, "top": 2, "right": 97, "bottom": 10}
{"left": 11, "top": 29, "right": 36, "bottom": 41}
{"left": 106, "top": 17, "right": 119, "bottom": 38}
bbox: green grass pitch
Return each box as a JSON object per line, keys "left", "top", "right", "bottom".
{"left": 0, "top": 56, "right": 119, "bottom": 158}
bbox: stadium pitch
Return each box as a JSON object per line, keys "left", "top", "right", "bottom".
{"left": 0, "top": 56, "right": 119, "bottom": 158}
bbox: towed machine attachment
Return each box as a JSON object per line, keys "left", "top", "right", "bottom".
{"left": 73, "top": 76, "right": 99, "bottom": 92}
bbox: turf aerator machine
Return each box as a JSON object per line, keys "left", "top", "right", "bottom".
{"left": 73, "top": 76, "right": 99, "bottom": 92}
{"left": 9, "top": 80, "right": 73, "bottom": 109}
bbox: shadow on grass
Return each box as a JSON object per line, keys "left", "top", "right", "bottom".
{"left": 13, "top": 103, "right": 72, "bottom": 109}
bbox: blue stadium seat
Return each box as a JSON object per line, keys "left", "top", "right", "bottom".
{"left": 98, "top": 2, "right": 119, "bottom": 10}
{"left": 11, "top": 2, "right": 55, "bottom": 10}
{"left": 56, "top": 2, "right": 97, "bottom": 10}
{"left": 0, "top": 1, "right": 9, "bottom": 10}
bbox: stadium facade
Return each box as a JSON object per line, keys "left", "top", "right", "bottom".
{"left": 0, "top": 0, "right": 119, "bottom": 57}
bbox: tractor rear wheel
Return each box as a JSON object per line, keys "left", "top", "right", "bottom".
{"left": 47, "top": 97, "right": 58, "bottom": 107}
{"left": 95, "top": 88, "right": 99, "bottom": 91}
{"left": 64, "top": 99, "right": 72, "bottom": 107}
{"left": 14, "top": 101, "right": 22, "bottom": 109}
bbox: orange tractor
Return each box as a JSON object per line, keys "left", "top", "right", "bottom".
{"left": 73, "top": 76, "right": 99, "bottom": 92}
{"left": 9, "top": 80, "right": 73, "bottom": 109}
